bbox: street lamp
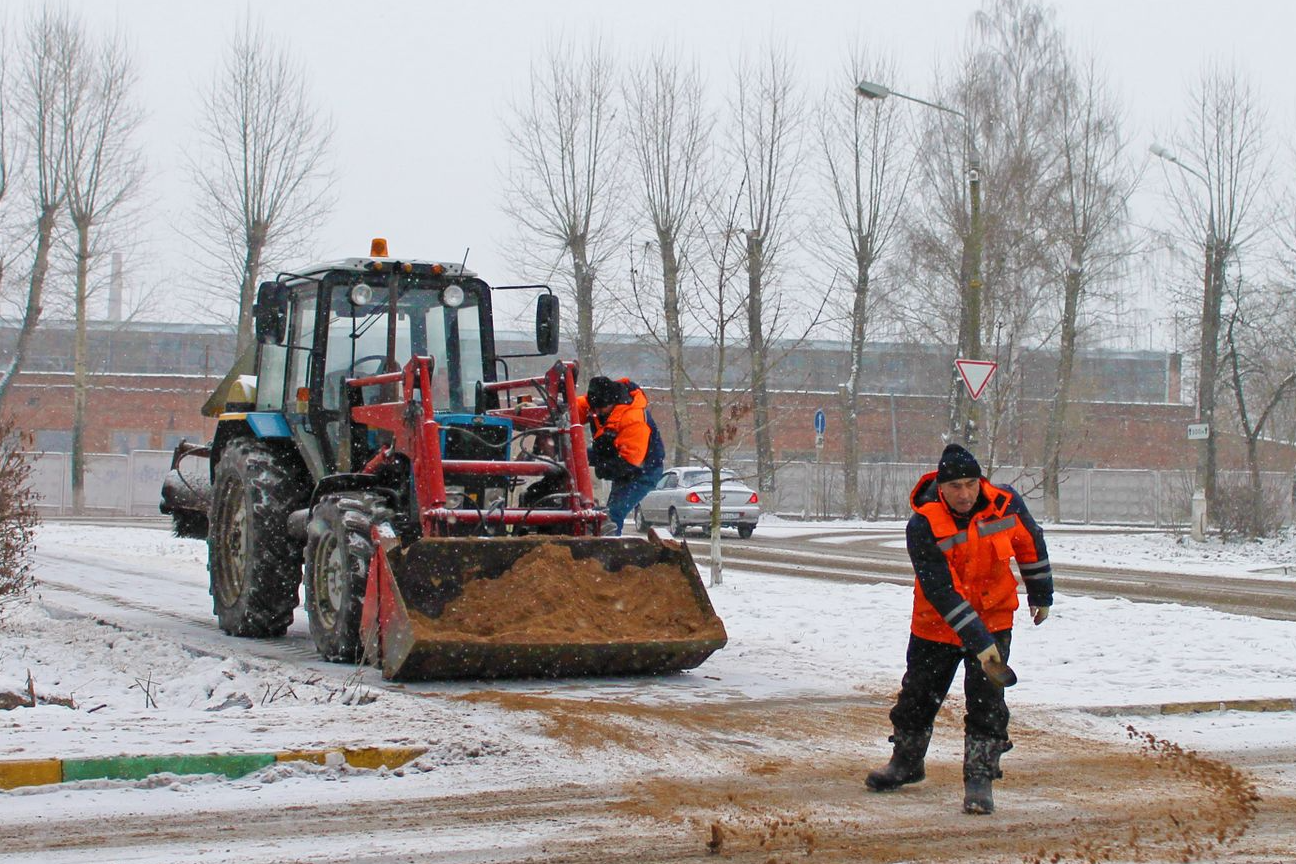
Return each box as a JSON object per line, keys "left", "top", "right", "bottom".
{"left": 1150, "top": 142, "right": 1221, "bottom": 541}
{"left": 857, "top": 80, "right": 982, "bottom": 445}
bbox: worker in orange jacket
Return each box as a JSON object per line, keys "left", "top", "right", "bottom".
{"left": 576, "top": 376, "right": 666, "bottom": 535}
{"left": 866, "top": 443, "right": 1053, "bottom": 815}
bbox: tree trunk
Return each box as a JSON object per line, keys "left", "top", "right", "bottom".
{"left": 746, "top": 233, "right": 774, "bottom": 495}
{"left": 0, "top": 206, "right": 59, "bottom": 412}
{"left": 236, "top": 223, "right": 267, "bottom": 358}
{"left": 840, "top": 253, "right": 870, "bottom": 519}
{"left": 72, "top": 220, "right": 92, "bottom": 515}
{"left": 657, "top": 233, "right": 690, "bottom": 466}
{"left": 1043, "top": 260, "right": 1082, "bottom": 522}
{"left": 570, "top": 238, "right": 597, "bottom": 379}
{"left": 1199, "top": 245, "right": 1224, "bottom": 520}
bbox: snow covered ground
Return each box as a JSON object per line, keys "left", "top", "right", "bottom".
{"left": 1, "top": 519, "right": 1293, "bottom": 861}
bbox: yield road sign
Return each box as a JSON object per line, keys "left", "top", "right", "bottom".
{"left": 955, "top": 359, "right": 998, "bottom": 401}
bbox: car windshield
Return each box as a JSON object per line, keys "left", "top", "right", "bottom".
{"left": 322, "top": 279, "right": 484, "bottom": 413}
{"left": 680, "top": 470, "right": 737, "bottom": 487}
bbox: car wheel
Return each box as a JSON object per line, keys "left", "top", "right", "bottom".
{"left": 737, "top": 523, "right": 755, "bottom": 540}
{"left": 633, "top": 505, "right": 649, "bottom": 532}
{"left": 668, "top": 507, "right": 684, "bottom": 538}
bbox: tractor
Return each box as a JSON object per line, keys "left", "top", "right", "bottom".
{"left": 161, "top": 240, "right": 725, "bottom": 679}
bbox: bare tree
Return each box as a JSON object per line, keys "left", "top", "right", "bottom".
{"left": 730, "top": 43, "right": 803, "bottom": 495}
{"left": 690, "top": 183, "right": 751, "bottom": 586}
{"left": 0, "top": 7, "right": 69, "bottom": 413}
{"left": 503, "top": 35, "right": 622, "bottom": 378}
{"left": 61, "top": 23, "right": 144, "bottom": 513}
{"left": 818, "top": 48, "right": 911, "bottom": 517}
{"left": 1040, "top": 52, "right": 1137, "bottom": 521}
{"left": 189, "top": 17, "right": 335, "bottom": 356}
{"left": 622, "top": 46, "right": 710, "bottom": 466}
{"left": 1155, "top": 62, "right": 1269, "bottom": 524}
{"left": 1221, "top": 271, "right": 1295, "bottom": 536}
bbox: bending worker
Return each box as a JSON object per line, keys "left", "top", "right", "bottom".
{"left": 866, "top": 443, "right": 1053, "bottom": 815}
{"left": 577, "top": 376, "right": 665, "bottom": 535}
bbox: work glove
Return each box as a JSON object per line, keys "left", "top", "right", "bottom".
{"left": 1030, "top": 605, "right": 1050, "bottom": 626}
{"left": 975, "top": 642, "right": 1001, "bottom": 670}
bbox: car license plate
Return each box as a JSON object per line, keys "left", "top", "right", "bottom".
{"left": 721, "top": 511, "right": 740, "bottom": 519}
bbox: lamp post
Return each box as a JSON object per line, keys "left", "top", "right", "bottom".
{"left": 1150, "top": 142, "right": 1221, "bottom": 540}
{"left": 857, "top": 80, "right": 982, "bottom": 445}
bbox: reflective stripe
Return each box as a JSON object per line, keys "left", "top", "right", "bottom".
{"left": 943, "top": 600, "right": 971, "bottom": 624}
{"left": 978, "top": 516, "right": 1017, "bottom": 537}
{"left": 953, "top": 609, "right": 980, "bottom": 632}
{"left": 937, "top": 531, "right": 969, "bottom": 551}
{"left": 1020, "top": 558, "right": 1051, "bottom": 575}
{"left": 1022, "top": 571, "right": 1051, "bottom": 583}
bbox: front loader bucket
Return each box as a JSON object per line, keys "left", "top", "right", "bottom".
{"left": 362, "top": 534, "right": 726, "bottom": 680}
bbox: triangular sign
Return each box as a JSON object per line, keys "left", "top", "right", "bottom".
{"left": 955, "top": 359, "right": 998, "bottom": 401}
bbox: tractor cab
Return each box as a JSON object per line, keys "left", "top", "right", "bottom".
{"left": 247, "top": 240, "right": 558, "bottom": 488}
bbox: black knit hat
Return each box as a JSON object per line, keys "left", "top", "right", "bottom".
{"left": 936, "top": 443, "right": 982, "bottom": 484}
{"left": 586, "top": 376, "right": 628, "bottom": 410}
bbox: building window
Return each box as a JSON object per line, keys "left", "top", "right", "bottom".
{"left": 35, "top": 430, "right": 73, "bottom": 453}
{"left": 112, "top": 431, "right": 153, "bottom": 454}
{"left": 162, "top": 432, "right": 205, "bottom": 451}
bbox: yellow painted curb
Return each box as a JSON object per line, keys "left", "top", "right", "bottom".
{"left": 0, "top": 759, "right": 62, "bottom": 790}
{"left": 275, "top": 747, "right": 425, "bottom": 770}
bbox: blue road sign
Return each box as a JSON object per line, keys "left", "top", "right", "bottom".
{"left": 814, "top": 408, "right": 826, "bottom": 435}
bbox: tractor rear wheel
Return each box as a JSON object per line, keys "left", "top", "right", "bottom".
{"left": 208, "top": 438, "right": 309, "bottom": 637}
{"left": 304, "top": 492, "right": 393, "bottom": 663}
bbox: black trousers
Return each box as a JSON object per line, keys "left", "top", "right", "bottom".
{"left": 888, "top": 630, "right": 1013, "bottom": 741}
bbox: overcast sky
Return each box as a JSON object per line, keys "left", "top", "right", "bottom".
{"left": 9, "top": 0, "right": 1296, "bottom": 337}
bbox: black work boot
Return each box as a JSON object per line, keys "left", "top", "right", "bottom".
{"left": 866, "top": 728, "right": 933, "bottom": 792}
{"left": 962, "top": 735, "right": 1011, "bottom": 814}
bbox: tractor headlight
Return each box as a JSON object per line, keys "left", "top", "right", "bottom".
{"left": 348, "top": 282, "right": 373, "bottom": 306}
{"left": 442, "top": 283, "right": 465, "bottom": 308}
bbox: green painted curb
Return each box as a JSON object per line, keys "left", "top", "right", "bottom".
{"left": 62, "top": 753, "right": 277, "bottom": 783}
{"left": 0, "top": 746, "right": 427, "bottom": 791}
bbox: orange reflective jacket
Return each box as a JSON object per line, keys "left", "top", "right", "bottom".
{"left": 576, "top": 380, "right": 660, "bottom": 469}
{"left": 907, "top": 472, "right": 1049, "bottom": 646}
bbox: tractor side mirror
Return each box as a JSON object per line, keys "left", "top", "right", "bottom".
{"left": 535, "top": 294, "right": 560, "bottom": 355}
{"left": 254, "top": 281, "right": 289, "bottom": 345}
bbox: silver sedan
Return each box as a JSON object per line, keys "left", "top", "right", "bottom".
{"left": 633, "top": 467, "right": 761, "bottom": 539}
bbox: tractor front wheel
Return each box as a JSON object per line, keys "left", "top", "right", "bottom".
{"left": 208, "top": 438, "right": 308, "bottom": 637}
{"left": 304, "top": 493, "right": 393, "bottom": 663}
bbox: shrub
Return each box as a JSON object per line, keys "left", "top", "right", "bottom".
{"left": 0, "top": 417, "right": 40, "bottom": 607}
{"left": 1213, "top": 474, "right": 1288, "bottom": 540}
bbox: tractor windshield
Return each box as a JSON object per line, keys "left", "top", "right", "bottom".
{"left": 322, "top": 280, "right": 485, "bottom": 414}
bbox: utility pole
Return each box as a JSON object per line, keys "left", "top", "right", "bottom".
{"left": 1150, "top": 143, "right": 1220, "bottom": 539}
{"left": 857, "top": 80, "right": 982, "bottom": 445}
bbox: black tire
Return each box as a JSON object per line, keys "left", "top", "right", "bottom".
{"left": 633, "top": 505, "right": 649, "bottom": 532}
{"left": 668, "top": 507, "right": 684, "bottom": 538}
{"left": 172, "top": 509, "right": 209, "bottom": 540}
{"left": 304, "top": 492, "right": 393, "bottom": 663}
{"left": 207, "top": 438, "right": 309, "bottom": 637}
{"left": 737, "top": 523, "right": 756, "bottom": 540}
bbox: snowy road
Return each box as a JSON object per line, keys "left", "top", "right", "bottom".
{"left": 3, "top": 521, "right": 1294, "bottom": 863}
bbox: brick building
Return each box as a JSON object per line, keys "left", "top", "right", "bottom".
{"left": 3, "top": 319, "right": 1293, "bottom": 477}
